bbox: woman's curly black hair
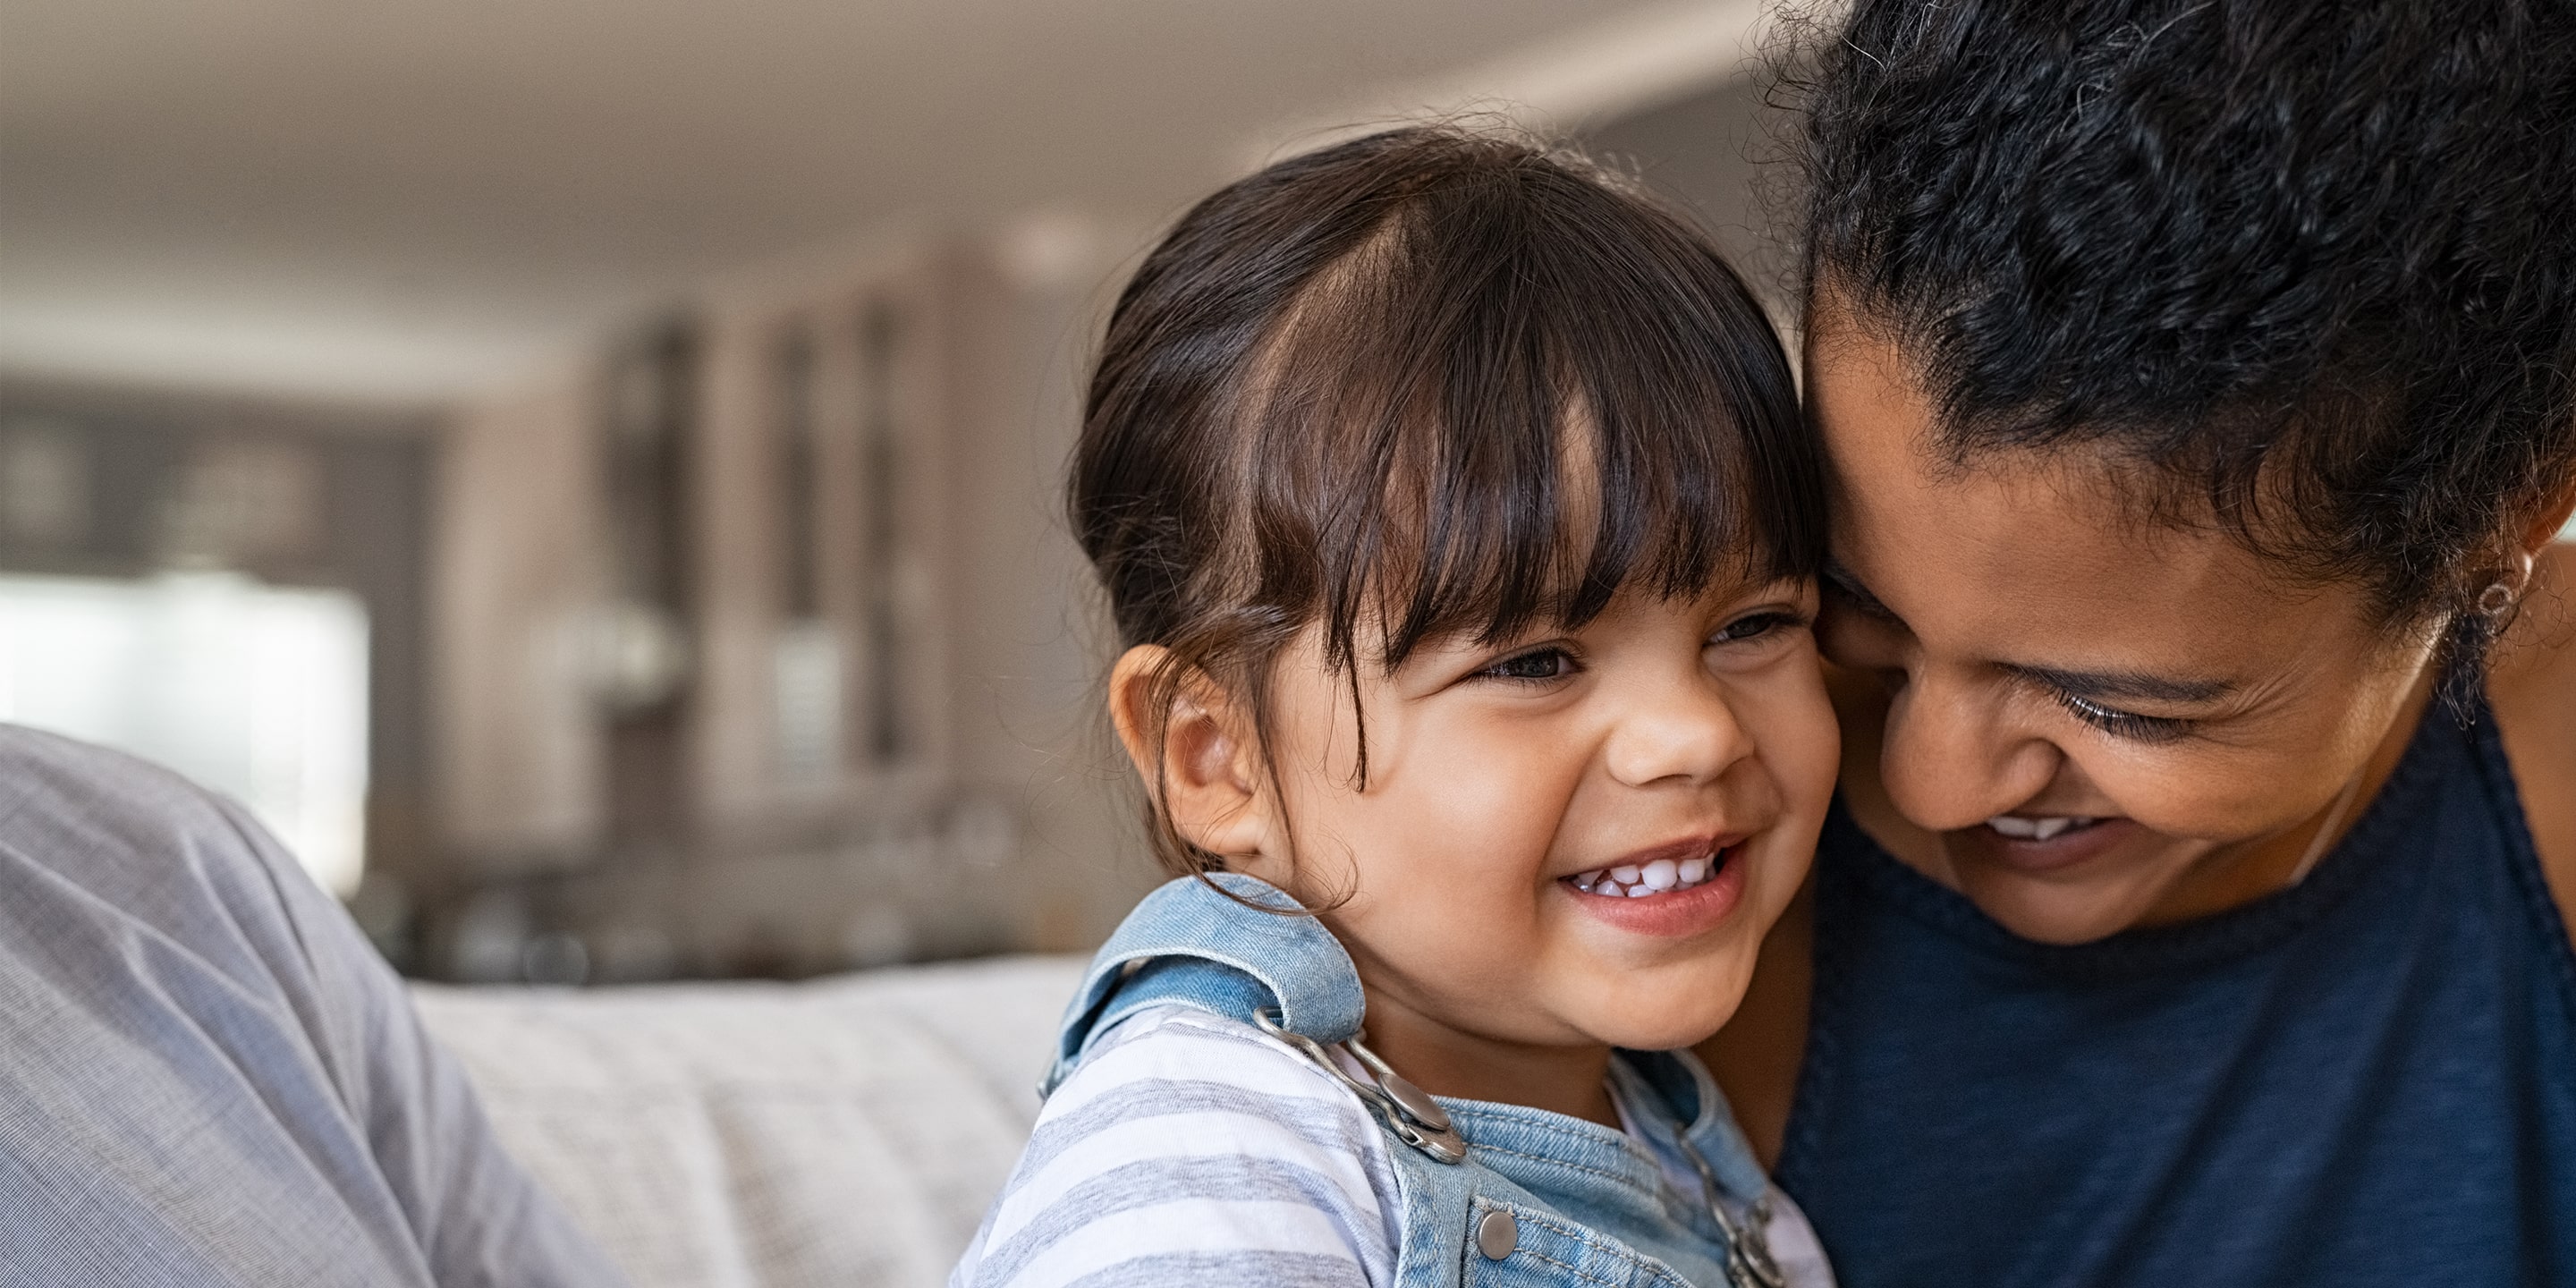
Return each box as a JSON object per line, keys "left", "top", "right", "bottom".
{"left": 1793, "top": 0, "right": 2576, "bottom": 637}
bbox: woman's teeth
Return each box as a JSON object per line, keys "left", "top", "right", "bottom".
{"left": 1567, "top": 852, "right": 1720, "bottom": 898}
{"left": 1986, "top": 815, "right": 2097, "bottom": 842}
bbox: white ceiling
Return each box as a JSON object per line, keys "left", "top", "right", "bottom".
{"left": 1, "top": 0, "right": 1767, "bottom": 405}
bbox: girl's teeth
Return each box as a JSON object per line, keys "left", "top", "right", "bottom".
{"left": 1568, "top": 849, "right": 1726, "bottom": 898}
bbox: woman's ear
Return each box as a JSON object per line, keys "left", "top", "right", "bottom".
{"left": 2523, "top": 471, "right": 2576, "bottom": 558}
{"left": 1107, "top": 645, "right": 1275, "bottom": 862}
{"left": 2498, "top": 473, "right": 2576, "bottom": 597}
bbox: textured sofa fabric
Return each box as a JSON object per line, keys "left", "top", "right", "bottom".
{"left": 412, "top": 955, "right": 1085, "bottom": 1288}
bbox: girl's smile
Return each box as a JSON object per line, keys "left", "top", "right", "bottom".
{"left": 1562, "top": 835, "right": 1750, "bottom": 936}
{"left": 1119, "top": 577, "right": 1838, "bottom": 1123}
{"left": 1564, "top": 850, "right": 1750, "bottom": 937}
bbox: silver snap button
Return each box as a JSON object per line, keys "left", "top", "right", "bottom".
{"left": 1476, "top": 1208, "right": 1518, "bottom": 1260}
{"left": 1377, "top": 1067, "right": 1452, "bottom": 1132}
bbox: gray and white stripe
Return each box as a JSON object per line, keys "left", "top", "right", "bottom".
{"left": 951, "top": 1004, "right": 1400, "bottom": 1288}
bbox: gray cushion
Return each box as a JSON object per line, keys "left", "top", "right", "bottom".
{"left": 413, "top": 955, "right": 1084, "bottom": 1288}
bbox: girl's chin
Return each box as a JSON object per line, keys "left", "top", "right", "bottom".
{"left": 1559, "top": 971, "right": 1754, "bottom": 1053}
{"left": 1585, "top": 1018, "right": 1742, "bottom": 1055}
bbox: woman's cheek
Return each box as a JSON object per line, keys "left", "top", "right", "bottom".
{"left": 2074, "top": 744, "right": 2315, "bottom": 843}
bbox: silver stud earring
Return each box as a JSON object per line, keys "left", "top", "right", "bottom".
{"left": 2478, "top": 580, "right": 2519, "bottom": 623}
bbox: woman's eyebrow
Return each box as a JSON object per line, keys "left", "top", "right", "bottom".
{"left": 1997, "top": 661, "right": 2236, "bottom": 705}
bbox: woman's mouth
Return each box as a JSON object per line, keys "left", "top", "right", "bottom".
{"left": 1985, "top": 815, "right": 2102, "bottom": 842}
{"left": 1965, "top": 814, "right": 2137, "bottom": 875}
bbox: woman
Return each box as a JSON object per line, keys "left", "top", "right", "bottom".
{"left": 1700, "top": 2, "right": 2576, "bottom": 1284}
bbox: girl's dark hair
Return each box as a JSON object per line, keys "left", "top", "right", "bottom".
{"left": 1792, "top": 0, "right": 2576, "bottom": 643}
{"left": 1072, "top": 125, "right": 1818, "bottom": 879}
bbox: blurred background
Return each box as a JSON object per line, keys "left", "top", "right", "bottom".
{"left": 0, "top": 0, "right": 1802, "bottom": 983}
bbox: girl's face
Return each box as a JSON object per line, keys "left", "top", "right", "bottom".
{"left": 1127, "top": 575, "right": 1836, "bottom": 1104}
{"left": 1807, "top": 326, "right": 2445, "bottom": 945}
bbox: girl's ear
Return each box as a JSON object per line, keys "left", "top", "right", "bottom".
{"left": 1108, "top": 645, "right": 1275, "bottom": 862}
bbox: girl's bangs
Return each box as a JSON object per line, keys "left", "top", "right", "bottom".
{"left": 1240, "top": 185, "right": 1818, "bottom": 674}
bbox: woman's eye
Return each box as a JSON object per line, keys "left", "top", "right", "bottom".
{"left": 2055, "top": 691, "right": 2194, "bottom": 744}
{"left": 1476, "top": 647, "right": 1576, "bottom": 682}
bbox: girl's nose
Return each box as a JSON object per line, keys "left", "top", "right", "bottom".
{"left": 1876, "top": 665, "right": 2061, "bottom": 832}
{"left": 1603, "top": 681, "right": 1750, "bottom": 789}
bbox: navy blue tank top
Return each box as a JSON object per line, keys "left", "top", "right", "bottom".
{"left": 1780, "top": 683, "right": 2576, "bottom": 1286}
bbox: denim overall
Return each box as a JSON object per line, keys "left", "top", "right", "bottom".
{"left": 1045, "top": 873, "right": 1788, "bottom": 1288}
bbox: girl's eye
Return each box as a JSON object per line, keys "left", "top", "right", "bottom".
{"left": 1476, "top": 647, "right": 1577, "bottom": 683}
{"left": 2055, "top": 691, "right": 2195, "bottom": 745}
{"left": 1709, "top": 610, "right": 1801, "bottom": 647}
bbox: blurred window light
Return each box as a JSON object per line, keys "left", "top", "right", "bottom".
{"left": 773, "top": 618, "right": 843, "bottom": 782}
{"left": 0, "top": 571, "right": 369, "bottom": 895}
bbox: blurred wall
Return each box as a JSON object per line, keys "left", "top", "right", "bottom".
{"left": 1589, "top": 72, "right": 1798, "bottom": 325}
{"left": 1, "top": 0, "right": 1791, "bottom": 979}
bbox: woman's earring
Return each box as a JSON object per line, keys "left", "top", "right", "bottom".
{"left": 2479, "top": 580, "right": 2520, "bottom": 623}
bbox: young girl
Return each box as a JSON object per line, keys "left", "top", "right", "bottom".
{"left": 953, "top": 126, "right": 1840, "bottom": 1288}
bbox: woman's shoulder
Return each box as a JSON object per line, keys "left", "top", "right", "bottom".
{"left": 953, "top": 1004, "right": 1401, "bottom": 1288}
{"left": 2490, "top": 543, "right": 2576, "bottom": 935}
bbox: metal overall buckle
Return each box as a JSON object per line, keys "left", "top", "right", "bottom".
{"left": 1253, "top": 1007, "right": 1469, "bottom": 1164}
{"left": 1679, "top": 1131, "right": 1788, "bottom": 1288}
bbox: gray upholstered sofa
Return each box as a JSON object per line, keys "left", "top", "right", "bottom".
{"left": 413, "top": 954, "right": 1086, "bottom": 1288}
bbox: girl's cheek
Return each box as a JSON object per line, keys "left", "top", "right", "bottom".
{"left": 1755, "top": 665, "right": 1843, "bottom": 825}
{"left": 1408, "top": 741, "right": 1572, "bottom": 858}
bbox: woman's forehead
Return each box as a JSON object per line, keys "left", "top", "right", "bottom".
{"left": 1806, "top": 327, "right": 2385, "bottom": 669}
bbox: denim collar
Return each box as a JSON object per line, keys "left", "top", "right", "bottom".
{"left": 1047, "top": 872, "right": 1771, "bottom": 1206}
{"left": 1045, "top": 871, "right": 1365, "bottom": 1095}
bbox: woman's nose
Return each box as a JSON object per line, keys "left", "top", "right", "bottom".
{"left": 1877, "top": 667, "right": 2060, "bottom": 832}
{"left": 1603, "top": 681, "right": 1750, "bottom": 789}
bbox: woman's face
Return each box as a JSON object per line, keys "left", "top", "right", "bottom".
{"left": 1807, "top": 325, "right": 2443, "bottom": 945}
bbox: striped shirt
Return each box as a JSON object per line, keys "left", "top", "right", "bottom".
{"left": 951, "top": 1004, "right": 1835, "bottom": 1288}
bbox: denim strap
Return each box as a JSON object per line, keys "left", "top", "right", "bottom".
{"left": 1042, "top": 872, "right": 1367, "bottom": 1096}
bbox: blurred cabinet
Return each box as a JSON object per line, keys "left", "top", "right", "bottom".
{"left": 436, "top": 247, "right": 956, "bottom": 869}
{"left": 428, "top": 236, "right": 1148, "bottom": 981}
{"left": 691, "top": 254, "right": 955, "bottom": 832}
